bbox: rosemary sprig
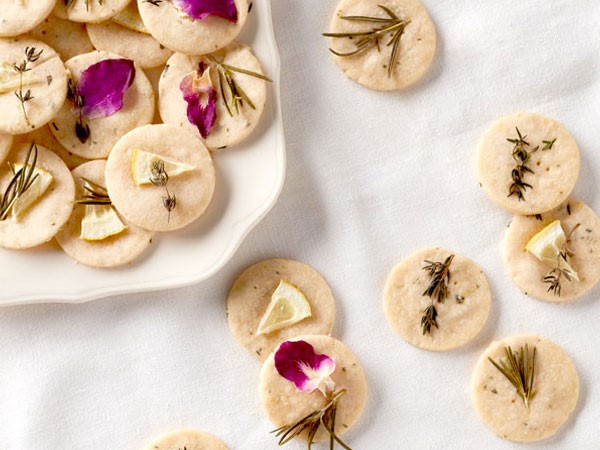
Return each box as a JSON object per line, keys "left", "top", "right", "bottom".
{"left": 488, "top": 345, "right": 537, "bottom": 411}
{"left": 0, "top": 142, "right": 39, "bottom": 221}
{"left": 507, "top": 127, "right": 537, "bottom": 201}
{"left": 322, "top": 5, "right": 410, "bottom": 78}
{"left": 272, "top": 389, "right": 351, "bottom": 450}
{"left": 149, "top": 160, "right": 176, "bottom": 222}
{"left": 543, "top": 223, "right": 580, "bottom": 296}
{"left": 75, "top": 177, "right": 111, "bottom": 205}
{"left": 420, "top": 254, "right": 454, "bottom": 335}
{"left": 13, "top": 47, "right": 43, "bottom": 127}
{"left": 64, "top": 0, "right": 104, "bottom": 11}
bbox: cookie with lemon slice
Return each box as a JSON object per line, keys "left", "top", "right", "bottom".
{"left": 503, "top": 200, "right": 600, "bottom": 302}
{"left": 55, "top": 160, "right": 154, "bottom": 268}
{"left": 227, "top": 259, "right": 336, "bottom": 361}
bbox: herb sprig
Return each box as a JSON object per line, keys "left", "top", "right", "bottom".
{"left": 420, "top": 254, "right": 454, "bottom": 335}
{"left": 322, "top": 5, "right": 410, "bottom": 78}
{"left": 75, "top": 177, "right": 111, "bottom": 205}
{"left": 64, "top": 0, "right": 104, "bottom": 11}
{"left": 543, "top": 223, "right": 580, "bottom": 296}
{"left": 149, "top": 160, "right": 176, "bottom": 222}
{"left": 0, "top": 142, "right": 39, "bottom": 221}
{"left": 67, "top": 79, "right": 91, "bottom": 144}
{"left": 488, "top": 345, "right": 537, "bottom": 411}
{"left": 13, "top": 47, "right": 43, "bottom": 127}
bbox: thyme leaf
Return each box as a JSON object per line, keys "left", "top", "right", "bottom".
{"left": 488, "top": 345, "right": 537, "bottom": 411}
{"left": 149, "top": 159, "right": 176, "bottom": 222}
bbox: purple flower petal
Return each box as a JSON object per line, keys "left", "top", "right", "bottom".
{"left": 274, "top": 340, "right": 336, "bottom": 394}
{"left": 180, "top": 67, "right": 217, "bottom": 139}
{"left": 172, "top": 0, "right": 238, "bottom": 23}
{"left": 77, "top": 59, "right": 136, "bottom": 119}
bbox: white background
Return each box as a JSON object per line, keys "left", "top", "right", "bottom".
{"left": 2, "top": 0, "right": 600, "bottom": 448}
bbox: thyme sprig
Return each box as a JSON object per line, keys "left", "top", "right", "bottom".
{"left": 272, "top": 389, "right": 351, "bottom": 450}
{"left": 507, "top": 127, "right": 537, "bottom": 201}
{"left": 13, "top": 47, "right": 43, "bottom": 127}
{"left": 420, "top": 254, "right": 454, "bottom": 335}
{"left": 67, "top": 79, "right": 91, "bottom": 144}
{"left": 150, "top": 160, "right": 176, "bottom": 222}
{"left": 0, "top": 142, "right": 39, "bottom": 221}
{"left": 543, "top": 223, "right": 580, "bottom": 297}
{"left": 64, "top": 0, "right": 104, "bottom": 11}
{"left": 488, "top": 345, "right": 537, "bottom": 411}
{"left": 322, "top": 5, "right": 410, "bottom": 78}
{"left": 75, "top": 177, "right": 111, "bottom": 205}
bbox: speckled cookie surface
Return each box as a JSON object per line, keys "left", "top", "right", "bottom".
{"left": 53, "top": 0, "right": 130, "bottom": 23}
{"left": 259, "top": 335, "right": 368, "bottom": 443}
{"left": 326, "top": 0, "right": 436, "bottom": 91}
{"left": 29, "top": 14, "right": 94, "bottom": 61}
{"left": 159, "top": 42, "right": 268, "bottom": 149}
{"left": 503, "top": 200, "right": 600, "bottom": 303}
{"left": 137, "top": 0, "right": 249, "bottom": 55}
{"left": 15, "top": 125, "right": 88, "bottom": 170}
{"left": 0, "top": 143, "right": 74, "bottom": 249}
{"left": 227, "top": 259, "right": 336, "bottom": 360}
{"left": 50, "top": 51, "right": 154, "bottom": 159}
{"left": 477, "top": 112, "right": 580, "bottom": 215}
{"left": 0, "top": 38, "right": 67, "bottom": 134}
{"left": 105, "top": 124, "right": 215, "bottom": 232}
{"left": 143, "top": 429, "right": 228, "bottom": 450}
{"left": 0, "top": 133, "right": 12, "bottom": 166}
{"left": 471, "top": 335, "right": 579, "bottom": 442}
{"left": 55, "top": 160, "right": 154, "bottom": 268}
{"left": 383, "top": 247, "right": 491, "bottom": 351}
{"left": 0, "top": 0, "right": 57, "bottom": 37}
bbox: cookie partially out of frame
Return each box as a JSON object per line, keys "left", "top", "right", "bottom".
{"left": 0, "top": 0, "right": 57, "bottom": 37}
{"left": 143, "top": 429, "right": 228, "bottom": 450}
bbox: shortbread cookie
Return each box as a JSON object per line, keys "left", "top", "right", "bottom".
{"left": 15, "top": 125, "right": 87, "bottom": 170}
{"left": 0, "top": 38, "right": 68, "bottom": 134}
{"left": 383, "top": 247, "right": 491, "bottom": 351}
{"left": 87, "top": 2, "right": 172, "bottom": 69}
{"left": 503, "top": 200, "right": 600, "bottom": 303}
{"left": 159, "top": 42, "right": 268, "bottom": 149}
{"left": 105, "top": 124, "right": 215, "bottom": 232}
{"left": 259, "top": 335, "right": 368, "bottom": 443}
{"left": 137, "top": 0, "right": 249, "bottom": 55}
{"left": 325, "top": 0, "right": 436, "bottom": 90}
{"left": 29, "top": 14, "right": 94, "bottom": 61}
{"left": 477, "top": 112, "right": 580, "bottom": 215}
{"left": 50, "top": 51, "right": 154, "bottom": 159}
{"left": 0, "top": 143, "right": 74, "bottom": 249}
{"left": 227, "top": 259, "right": 336, "bottom": 360}
{"left": 53, "top": 0, "right": 130, "bottom": 24}
{"left": 144, "top": 429, "right": 228, "bottom": 450}
{"left": 55, "top": 160, "right": 154, "bottom": 268}
{"left": 471, "top": 335, "right": 579, "bottom": 442}
{"left": 0, "top": 0, "right": 56, "bottom": 37}
{"left": 0, "top": 133, "right": 12, "bottom": 165}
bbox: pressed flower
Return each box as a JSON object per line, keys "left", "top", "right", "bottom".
{"left": 180, "top": 66, "right": 217, "bottom": 139}
{"left": 172, "top": 0, "right": 238, "bottom": 23}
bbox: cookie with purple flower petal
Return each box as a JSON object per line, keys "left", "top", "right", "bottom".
{"left": 144, "top": 429, "right": 228, "bottom": 450}
{"left": 0, "top": 0, "right": 56, "bottom": 37}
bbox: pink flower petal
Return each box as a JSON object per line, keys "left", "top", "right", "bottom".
{"left": 172, "top": 0, "right": 238, "bottom": 23}
{"left": 180, "top": 67, "right": 217, "bottom": 139}
{"left": 77, "top": 59, "right": 136, "bottom": 119}
{"left": 274, "top": 340, "right": 336, "bottom": 394}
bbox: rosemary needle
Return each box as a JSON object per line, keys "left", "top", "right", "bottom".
{"left": 488, "top": 345, "right": 537, "bottom": 411}
{"left": 0, "top": 142, "right": 40, "bottom": 221}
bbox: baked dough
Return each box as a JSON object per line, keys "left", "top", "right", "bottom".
{"left": 15, "top": 125, "right": 88, "bottom": 170}
{"left": 0, "top": 0, "right": 56, "bottom": 37}
{"left": 0, "top": 133, "right": 12, "bottom": 166}
{"left": 53, "top": 0, "right": 130, "bottom": 23}
{"left": 29, "top": 14, "right": 94, "bottom": 61}
{"left": 144, "top": 429, "right": 228, "bottom": 450}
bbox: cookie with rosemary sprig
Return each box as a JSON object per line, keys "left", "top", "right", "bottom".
{"left": 471, "top": 335, "right": 579, "bottom": 442}
{"left": 0, "top": 133, "right": 12, "bottom": 166}
{"left": 0, "top": 0, "right": 56, "bottom": 37}
{"left": 503, "top": 200, "right": 600, "bottom": 303}
{"left": 383, "top": 247, "right": 491, "bottom": 351}
{"left": 477, "top": 112, "right": 580, "bottom": 215}
{"left": 323, "top": 0, "right": 436, "bottom": 91}
{"left": 144, "top": 429, "right": 228, "bottom": 450}
{"left": 53, "top": 0, "right": 130, "bottom": 24}
{"left": 29, "top": 14, "right": 94, "bottom": 61}
{"left": 159, "top": 41, "right": 270, "bottom": 149}
{"left": 0, "top": 38, "right": 68, "bottom": 134}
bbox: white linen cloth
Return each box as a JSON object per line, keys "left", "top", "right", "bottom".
{"left": 2, "top": 0, "right": 600, "bottom": 448}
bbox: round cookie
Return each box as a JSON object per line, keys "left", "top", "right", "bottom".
{"left": 0, "top": 0, "right": 56, "bottom": 37}
{"left": 383, "top": 247, "right": 491, "bottom": 351}
{"left": 471, "top": 335, "right": 579, "bottom": 442}
{"left": 15, "top": 125, "right": 88, "bottom": 170}
{"left": 477, "top": 112, "right": 580, "bottom": 215}
{"left": 55, "top": 160, "right": 154, "bottom": 268}
{"left": 227, "top": 259, "right": 336, "bottom": 360}
{"left": 0, "top": 143, "right": 74, "bottom": 249}
{"left": 159, "top": 42, "right": 268, "bottom": 149}
{"left": 0, "top": 133, "right": 12, "bottom": 166}
{"left": 144, "top": 429, "right": 228, "bottom": 450}
{"left": 29, "top": 14, "right": 94, "bottom": 61}
{"left": 0, "top": 38, "right": 68, "bottom": 134}
{"left": 259, "top": 335, "right": 368, "bottom": 444}
{"left": 53, "top": 0, "right": 130, "bottom": 24}
{"left": 50, "top": 50, "right": 154, "bottom": 159}
{"left": 503, "top": 200, "right": 600, "bottom": 303}
{"left": 137, "top": 0, "right": 249, "bottom": 55}
{"left": 325, "top": 0, "right": 436, "bottom": 91}
{"left": 87, "top": 2, "right": 172, "bottom": 69}
{"left": 105, "top": 124, "right": 215, "bottom": 232}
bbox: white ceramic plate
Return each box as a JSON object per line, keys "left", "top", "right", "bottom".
{"left": 0, "top": 0, "right": 286, "bottom": 306}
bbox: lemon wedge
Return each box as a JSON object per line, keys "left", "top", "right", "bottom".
{"left": 256, "top": 280, "right": 312, "bottom": 335}
{"left": 131, "top": 148, "right": 195, "bottom": 186}
{"left": 526, "top": 220, "right": 579, "bottom": 281}
{"left": 112, "top": 3, "right": 150, "bottom": 34}
{"left": 80, "top": 205, "right": 127, "bottom": 241}
{"left": 0, "top": 61, "right": 39, "bottom": 94}
{"left": 8, "top": 163, "right": 53, "bottom": 219}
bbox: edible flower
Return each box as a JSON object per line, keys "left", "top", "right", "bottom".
{"left": 180, "top": 65, "right": 217, "bottom": 139}
{"left": 172, "top": 0, "right": 238, "bottom": 23}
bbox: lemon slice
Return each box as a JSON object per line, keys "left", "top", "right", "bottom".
{"left": 8, "top": 163, "right": 53, "bottom": 219}
{"left": 0, "top": 61, "right": 39, "bottom": 94}
{"left": 80, "top": 205, "right": 127, "bottom": 241}
{"left": 112, "top": 3, "right": 150, "bottom": 34}
{"left": 526, "top": 220, "right": 579, "bottom": 280}
{"left": 131, "top": 148, "right": 195, "bottom": 186}
{"left": 256, "top": 280, "right": 312, "bottom": 335}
